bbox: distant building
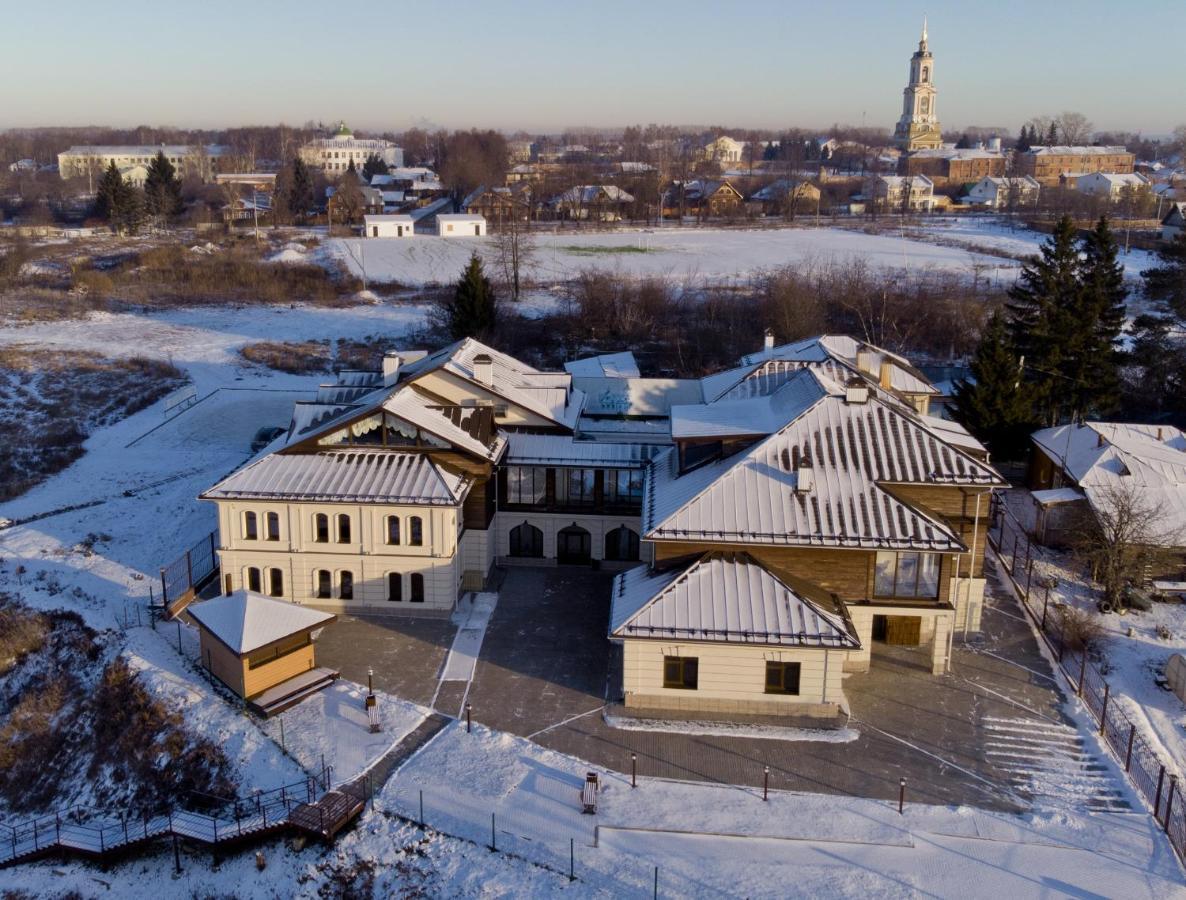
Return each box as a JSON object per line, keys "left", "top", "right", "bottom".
{"left": 8, "top": 158, "right": 37, "bottom": 173}
{"left": 963, "top": 175, "right": 1041, "bottom": 208}
{"left": 748, "top": 179, "right": 821, "bottom": 216}
{"left": 702, "top": 135, "right": 745, "bottom": 164}
{"left": 364, "top": 214, "right": 415, "bottom": 238}
{"left": 1162, "top": 203, "right": 1186, "bottom": 242}
{"left": 436, "top": 214, "right": 487, "bottom": 237}
{"left": 57, "top": 144, "right": 228, "bottom": 183}
{"left": 665, "top": 180, "right": 744, "bottom": 218}
{"left": 871, "top": 174, "right": 935, "bottom": 211}
{"left": 1015, "top": 146, "right": 1135, "bottom": 185}
{"left": 899, "top": 147, "right": 1005, "bottom": 183}
{"left": 461, "top": 185, "right": 530, "bottom": 223}
{"left": 893, "top": 19, "right": 942, "bottom": 151}
{"left": 299, "top": 123, "right": 403, "bottom": 175}
{"left": 550, "top": 185, "right": 635, "bottom": 221}
{"left": 1074, "top": 171, "right": 1149, "bottom": 200}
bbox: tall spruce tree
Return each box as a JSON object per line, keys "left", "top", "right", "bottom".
{"left": 143, "top": 150, "right": 183, "bottom": 221}
{"left": 362, "top": 153, "right": 389, "bottom": 182}
{"left": 290, "top": 158, "right": 314, "bottom": 223}
{"left": 1142, "top": 231, "right": 1186, "bottom": 318}
{"left": 438, "top": 253, "right": 498, "bottom": 340}
{"left": 951, "top": 311, "right": 1034, "bottom": 460}
{"left": 1005, "top": 215, "right": 1081, "bottom": 425}
{"left": 1045, "top": 121, "right": 1058, "bottom": 145}
{"left": 1074, "top": 216, "right": 1127, "bottom": 417}
{"left": 1016, "top": 125, "right": 1032, "bottom": 153}
{"left": 1126, "top": 310, "right": 1184, "bottom": 417}
{"left": 94, "top": 160, "right": 124, "bottom": 222}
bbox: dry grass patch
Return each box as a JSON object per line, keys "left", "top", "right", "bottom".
{"left": 240, "top": 340, "right": 333, "bottom": 374}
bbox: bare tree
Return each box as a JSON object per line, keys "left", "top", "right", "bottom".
{"left": 1056, "top": 112, "right": 1093, "bottom": 146}
{"left": 494, "top": 210, "right": 534, "bottom": 301}
{"left": 1071, "top": 480, "right": 1182, "bottom": 610}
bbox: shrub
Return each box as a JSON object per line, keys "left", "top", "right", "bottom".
{"left": 1056, "top": 605, "right": 1107, "bottom": 653}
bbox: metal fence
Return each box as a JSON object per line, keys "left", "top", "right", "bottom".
{"left": 158, "top": 530, "right": 218, "bottom": 609}
{"left": 988, "top": 497, "right": 1186, "bottom": 863}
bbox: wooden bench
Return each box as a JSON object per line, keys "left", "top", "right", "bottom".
{"left": 580, "top": 772, "right": 599, "bottom": 815}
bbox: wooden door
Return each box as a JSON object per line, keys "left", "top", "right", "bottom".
{"left": 885, "top": 616, "right": 922, "bottom": 645}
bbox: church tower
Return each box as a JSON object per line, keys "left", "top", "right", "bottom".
{"left": 893, "top": 18, "right": 942, "bottom": 151}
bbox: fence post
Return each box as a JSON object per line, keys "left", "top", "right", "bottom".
{"left": 654, "top": 865, "right": 659, "bottom": 899}
{"left": 1024, "top": 554, "right": 1034, "bottom": 601}
{"left": 1099, "top": 684, "right": 1110, "bottom": 736}
{"left": 1166, "top": 777, "right": 1178, "bottom": 835}
{"left": 419, "top": 790, "right": 424, "bottom": 827}
{"left": 570, "top": 836, "right": 575, "bottom": 882}
{"left": 632, "top": 753, "right": 637, "bottom": 788}
{"left": 1155, "top": 765, "right": 1166, "bottom": 820}
{"left": 1077, "top": 651, "right": 1087, "bottom": 697}
{"left": 160, "top": 568, "right": 169, "bottom": 605}
{"left": 490, "top": 813, "right": 497, "bottom": 852}
{"left": 185, "top": 550, "right": 193, "bottom": 589}
{"left": 177, "top": 620, "right": 183, "bottom": 653}
{"left": 173, "top": 832, "right": 181, "bottom": 874}
{"left": 1042, "top": 586, "right": 1050, "bottom": 630}
{"left": 899, "top": 778, "right": 906, "bottom": 815}
{"left": 763, "top": 766, "right": 769, "bottom": 801}
{"left": 1125, "top": 725, "right": 1136, "bottom": 772}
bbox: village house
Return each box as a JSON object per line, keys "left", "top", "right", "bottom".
{"left": 1027, "top": 423, "right": 1186, "bottom": 580}
{"left": 701, "top": 135, "right": 746, "bottom": 164}
{"left": 1163, "top": 203, "right": 1186, "bottom": 242}
{"left": 1074, "top": 171, "right": 1150, "bottom": 201}
{"left": 549, "top": 185, "right": 635, "bottom": 222}
{"left": 870, "top": 174, "right": 936, "bottom": 211}
{"left": 665, "top": 180, "right": 744, "bottom": 218}
{"left": 299, "top": 122, "right": 403, "bottom": 175}
{"left": 461, "top": 185, "right": 531, "bottom": 224}
{"left": 200, "top": 332, "right": 999, "bottom": 722}
{"left": 1014, "top": 145, "right": 1135, "bottom": 186}
{"left": 748, "top": 179, "right": 822, "bottom": 217}
{"left": 963, "top": 175, "right": 1041, "bottom": 209}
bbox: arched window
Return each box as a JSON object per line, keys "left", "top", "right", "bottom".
{"left": 243, "top": 512, "right": 258, "bottom": 540}
{"left": 921, "top": 65, "right": 929, "bottom": 83}
{"left": 509, "top": 522, "right": 544, "bottom": 558}
{"left": 920, "top": 97, "right": 929, "bottom": 115}
{"left": 410, "top": 573, "right": 425, "bottom": 602}
{"left": 337, "top": 514, "right": 351, "bottom": 544}
{"left": 557, "top": 524, "right": 592, "bottom": 565}
{"left": 409, "top": 516, "right": 423, "bottom": 546}
{"left": 246, "top": 567, "right": 261, "bottom": 593}
{"left": 387, "top": 572, "right": 402, "bottom": 602}
{"left": 315, "top": 569, "right": 331, "bottom": 599}
{"left": 314, "top": 514, "right": 329, "bottom": 543}
{"left": 266, "top": 511, "right": 280, "bottom": 541}
{"left": 386, "top": 516, "right": 401, "bottom": 545}
{"left": 339, "top": 571, "right": 354, "bottom": 600}
{"left": 604, "top": 526, "right": 640, "bottom": 562}
{"left": 268, "top": 568, "right": 284, "bottom": 597}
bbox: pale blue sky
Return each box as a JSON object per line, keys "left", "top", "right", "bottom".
{"left": 3, "top": 0, "right": 1182, "bottom": 135}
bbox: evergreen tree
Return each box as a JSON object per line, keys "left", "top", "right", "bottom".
{"left": 362, "top": 153, "right": 389, "bottom": 182}
{"left": 346, "top": 157, "right": 358, "bottom": 178}
{"left": 1125, "top": 310, "right": 1184, "bottom": 417}
{"left": 436, "top": 253, "right": 498, "bottom": 340}
{"left": 955, "top": 133, "right": 971, "bottom": 149}
{"left": 94, "top": 160, "right": 124, "bottom": 222}
{"left": 1142, "top": 231, "right": 1186, "bottom": 318}
{"left": 1005, "top": 215, "right": 1081, "bottom": 425}
{"left": 1074, "top": 216, "right": 1127, "bottom": 417}
{"left": 951, "top": 311, "right": 1034, "bottom": 460}
{"left": 1045, "top": 121, "right": 1058, "bottom": 145}
{"left": 290, "top": 158, "right": 314, "bottom": 223}
{"left": 143, "top": 150, "right": 183, "bottom": 221}
{"left": 1016, "top": 125, "right": 1032, "bottom": 153}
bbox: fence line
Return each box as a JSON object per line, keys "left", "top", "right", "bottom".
{"left": 157, "top": 530, "right": 218, "bottom": 611}
{"left": 987, "top": 496, "right": 1186, "bottom": 863}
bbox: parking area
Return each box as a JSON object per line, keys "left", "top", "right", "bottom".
{"left": 316, "top": 562, "right": 1128, "bottom": 813}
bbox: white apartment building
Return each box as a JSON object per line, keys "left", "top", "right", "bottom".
{"left": 57, "top": 144, "right": 228, "bottom": 183}
{"left": 299, "top": 123, "right": 403, "bottom": 174}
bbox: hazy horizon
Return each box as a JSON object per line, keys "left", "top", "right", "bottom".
{"left": 4, "top": 0, "right": 1183, "bottom": 137}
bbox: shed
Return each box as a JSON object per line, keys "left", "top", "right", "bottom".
{"left": 436, "top": 214, "right": 486, "bottom": 237}
{"left": 189, "top": 591, "right": 338, "bottom": 715}
{"left": 364, "top": 214, "right": 415, "bottom": 238}
{"left": 1031, "top": 487, "right": 1089, "bottom": 548}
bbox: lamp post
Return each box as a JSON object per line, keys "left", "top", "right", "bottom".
{"left": 366, "top": 666, "right": 380, "bottom": 733}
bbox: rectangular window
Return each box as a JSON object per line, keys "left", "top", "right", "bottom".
{"left": 410, "top": 573, "right": 424, "bottom": 602}
{"left": 314, "top": 514, "right": 329, "bottom": 543}
{"left": 337, "top": 514, "right": 351, "bottom": 544}
{"left": 764, "top": 661, "right": 802, "bottom": 695}
{"left": 387, "top": 573, "right": 402, "bottom": 602}
{"left": 247, "top": 567, "right": 261, "bottom": 593}
{"left": 873, "top": 552, "right": 941, "bottom": 599}
{"left": 662, "top": 655, "right": 698, "bottom": 690}
{"left": 339, "top": 571, "right": 353, "bottom": 600}
{"left": 604, "top": 468, "right": 644, "bottom": 507}
{"left": 505, "top": 467, "right": 546, "bottom": 505}
{"left": 315, "top": 570, "right": 331, "bottom": 599}
{"left": 243, "top": 511, "right": 258, "bottom": 540}
{"left": 555, "top": 468, "right": 596, "bottom": 507}
{"left": 268, "top": 568, "right": 284, "bottom": 597}
{"left": 266, "top": 512, "right": 280, "bottom": 542}
{"left": 386, "top": 516, "right": 401, "bottom": 545}
{"left": 409, "top": 516, "right": 423, "bottom": 546}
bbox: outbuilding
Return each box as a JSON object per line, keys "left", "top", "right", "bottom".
{"left": 364, "top": 214, "right": 415, "bottom": 238}
{"left": 436, "top": 213, "right": 487, "bottom": 237}
{"left": 188, "top": 590, "right": 338, "bottom": 715}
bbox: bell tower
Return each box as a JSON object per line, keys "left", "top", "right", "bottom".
{"left": 893, "top": 17, "right": 942, "bottom": 151}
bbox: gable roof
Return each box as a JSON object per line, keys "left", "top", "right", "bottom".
{"left": 564, "top": 351, "right": 641, "bottom": 378}
{"left": 609, "top": 552, "right": 859, "bottom": 648}
{"left": 645, "top": 372, "right": 1003, "bottom": 549}
{"left": 189, "top": 591, "right": 335, "bottom": 655}
{"left": 201, "top": 449, "right": 470, "bottom": 505}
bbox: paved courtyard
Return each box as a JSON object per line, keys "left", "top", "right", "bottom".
{"left": 318, "top": 563, "right": 1128, "bottom": 813}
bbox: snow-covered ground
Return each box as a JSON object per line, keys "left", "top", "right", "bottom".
{"left": 1003, "top": 489, "right": 1186, "bottom": 777}
{"left": 315, "top": 224, "right": 1026, "bottom": 288}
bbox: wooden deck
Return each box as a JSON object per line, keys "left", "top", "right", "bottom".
{"left": 288, "top": 791, "right": 366, "bottom": 840}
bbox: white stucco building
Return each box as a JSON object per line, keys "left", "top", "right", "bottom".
{"left": 964, "top": 175, "right": 1041, "bottom": 209}
{"left": 299, "top": 123, "right": 404, "bottom": 174}
{"left": 363, "top": 214, "right": 415, "bottom": 238}
{"left": 436, "top": 214, "right": 487, "bottom": 236}
{"left": 57, "top": 144, "right": 229, "bottom": 183}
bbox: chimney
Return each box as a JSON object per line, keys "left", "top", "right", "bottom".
{"left": 1096, "top": 430, "right": 1106, "bottom": 448}
{"left": 855, "top": 350, "right": 878, "bottom": 377}
{"left": 763, "top": 328, "right": 775, "bottom": 352}
{"left": 382, "top": 351, "right": 402, "bottom": 386}
{"left": 1157, "top": 427, "right": 1164, "bottom": 441}
{"left": 472, "top": 353, "right": 494, "bottom": 386}
{"left": 879, "top": 360, "right": 893, "bottom": 390}
{"left": 796, "top": 457, "right": 815, "bottom": 493}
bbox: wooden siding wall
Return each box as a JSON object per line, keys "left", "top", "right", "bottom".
{"left": 200, "top": 632, "right": 246, "bottom": 696}
{"left": 243, "top": 642, "right": 317, "bottom": 699}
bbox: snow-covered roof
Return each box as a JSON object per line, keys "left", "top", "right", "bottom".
{"left": 645, "top": 371, "right": 1003, "bottom": 549}
{"left": 1032, "top": 423, "right": 1186, "bottom": 543}
{"left": 59, "top": 144, "right": 228, "bottom": 157}
{"left": 609, "top": 553, "right": 859, "bottom": 648}
{"left": 364, "top": 214, "right": 414, "bottom": 224}
{"left": 1026, "top": 145, "right": 1130, "bottom": 156}
{"left": 563, "top": 352, "right": 641, "bottom": 379}
{"left": 504, "top": 433, "right": 661, "bottom": 468}
{"left": 907, "top": 148, "right": 1003, "bottom": 160}
{"left": 1032, "top": 487, "right": 1087, "bottom": 506}
{"left": 551, "top": 185, "right": 635, "bottom": 205}
{"left": 189, "top": 591, "right": 335, "bottom": 655}
{"left": 437, "top": 214, "right": 485, "bottom": 223}
{"left": 739, "top": 335, "right": 937, "bottom": 398}
{"left": 671, "top": 368, "right": 826, "bottom": 439}
{"left": 575, "top": 377, "right": 703, "bottom": 417}
{"left": 201, "top": 450, "right": 469, "bottom": 505}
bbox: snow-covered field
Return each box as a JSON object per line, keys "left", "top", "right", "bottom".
{"left": 316, "top": 223, "right": 1028, "bottom": 289}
